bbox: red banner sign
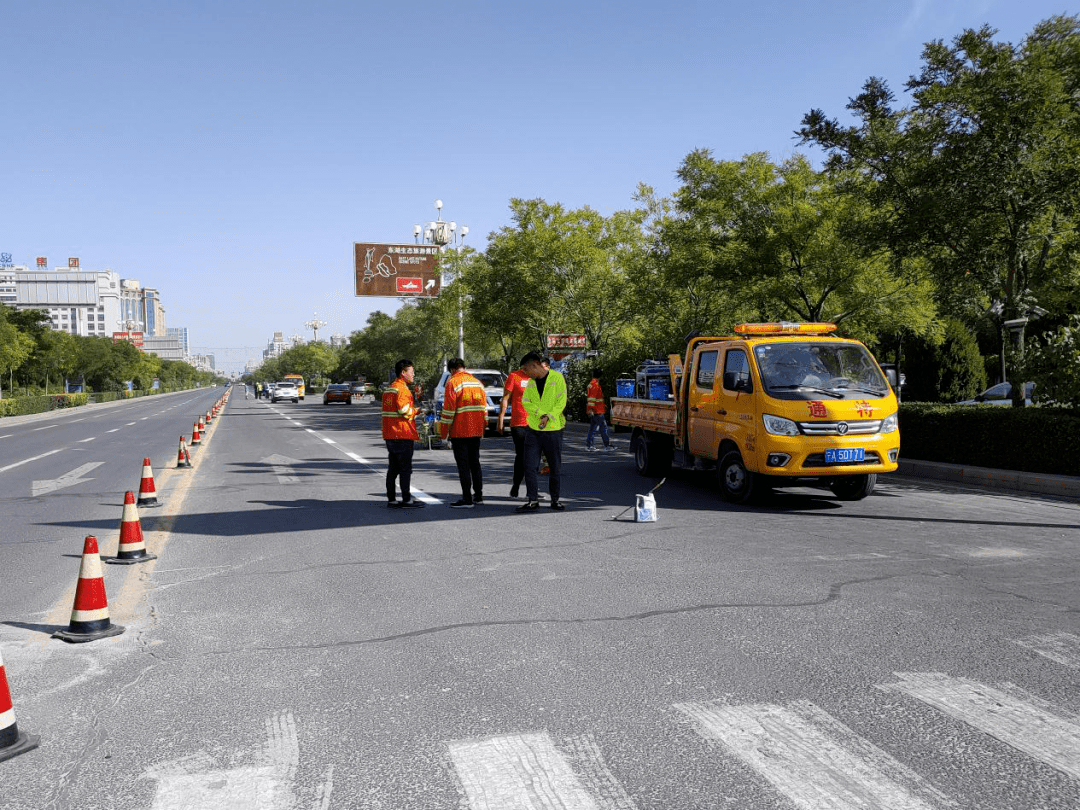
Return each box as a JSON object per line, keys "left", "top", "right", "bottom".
{"left": 546, "top": 334, "right": 587, "bottom": 349}
{"left": 112, "top": 331, "right": 145, "bottom": 347}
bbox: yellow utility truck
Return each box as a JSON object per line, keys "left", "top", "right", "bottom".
{"left": 610, "top": 323, "right": 900, "bottom": 503}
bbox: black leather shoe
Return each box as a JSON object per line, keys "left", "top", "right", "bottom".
{"left": 450, "top": 499, "right": 475, "bottom": 509}
{"left": 473, "top": 495, "right": 484, "bottom": 504}
{"left": 550, "top": 501, "right": 566, "bottom": 511}
{"left": 399, "top": 499, "right": 426, "bottom": 508}
{"left": 515, "top": 501, "right": 540, "bottom": 513}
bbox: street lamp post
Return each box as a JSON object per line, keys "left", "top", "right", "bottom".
{"left": 304, "top": 313, "right": 328, "bottom": 343}
{"left": 414, "top": 199, "right": 468, "bottom": 360}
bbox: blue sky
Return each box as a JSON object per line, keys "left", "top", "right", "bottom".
{"left": 2, "top": 0, "right": 1071, "bottom": 372}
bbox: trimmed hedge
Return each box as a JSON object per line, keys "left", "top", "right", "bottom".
{"left": 0, "top": 393, "right": 90, "bottom": 416}
{"left": 899, "top": 402, "right": 1080, "bottom": 477}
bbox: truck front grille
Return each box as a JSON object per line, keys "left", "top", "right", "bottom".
{"left": 797, "top": 419, "right": 882, "bottom": 436}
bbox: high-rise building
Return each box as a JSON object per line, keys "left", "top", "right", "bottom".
{"left": 166, "top": 326, "right": 189, "bottom": 355}
{"left": 119, "top": 279, "right": 166, "bottom": 336}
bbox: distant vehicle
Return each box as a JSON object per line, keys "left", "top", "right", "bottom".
{"left": 348, "top": 380, "right": 367, "bottom": 399}
{"left": 272, "top": 382, "right": 299, "bottom": 403}
{"left": 282, "top": 373, "right": 306, "bottom": 400}
{"left": 323, "top": 383, "right": 352, "bottom": 406}
{"left": 957, "top": 381, "right": 1036, "bottom": 407}
{"left": 433, "top": 368, "right": 506, "bottom": 432}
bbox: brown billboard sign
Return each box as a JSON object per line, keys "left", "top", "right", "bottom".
{"left": 354, "top": 242, "right": 442, "bottom": 297}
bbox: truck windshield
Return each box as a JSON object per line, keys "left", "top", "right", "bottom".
{"left": 754, "top": 342, "right": 889, "bottom": 400}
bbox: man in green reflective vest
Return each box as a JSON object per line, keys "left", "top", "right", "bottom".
{"left": 516, "top": 351, "right": 567, "bottom": 512}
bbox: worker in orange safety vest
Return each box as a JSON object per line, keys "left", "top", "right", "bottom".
{"left": 381, "top": 358, "right": 425, "bottom": 508}
{"left": 439, "top": 358, "right": 488, "bottom": 508}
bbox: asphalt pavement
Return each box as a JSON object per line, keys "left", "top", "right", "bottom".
{"left": 1, "top": 388, "right": 1079, "bottom": 809}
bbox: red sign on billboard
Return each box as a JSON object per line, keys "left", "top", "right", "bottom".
{"left": 395, "top": 277, "right": 425, "bottom": 294}
{"left": 36, "top": 257, "right": 47, "bottom": 268}
{"left": 112, "top": 331, "right": 145, "bottom": 347}
{"left": 68, "top": 257, "right": 80, "bottom": 268}
{"left": 546, "top": 334, "right": 587, "bottom": 349}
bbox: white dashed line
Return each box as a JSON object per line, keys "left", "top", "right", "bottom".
{"left": 32, "top": 425, "right": 58, "bottom": 431}
{"left": 0, "top": 448, "right": 65, "bottom": 473}
{"left": 77, "top": 437, "right": 97, "bottom": 443}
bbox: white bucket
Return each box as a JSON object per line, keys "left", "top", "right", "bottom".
{"left": 635, "top": 493, "right": 657, "bottom": 522}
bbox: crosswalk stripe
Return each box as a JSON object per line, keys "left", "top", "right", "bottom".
{"left": 449, "top": 731, "right": 632, "bottom": 810}
{"left": 1013, "top": 632, "right": 1080, "bottom": 669}
{"left": 881, "top": 672, "right": 1080, "bottom": 780}
{"left": 675, "top": 699, "right": 955, "bottom": 810}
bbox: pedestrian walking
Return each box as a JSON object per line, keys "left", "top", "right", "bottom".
{"left": 498, "top": 360, "right": 532, "bottom": 497}
{"left": 517, "top": 352, "right": 568, "bottom": 512}
{"left": 439, "top": 359, "right": 488, "bottom": 508}
{"left": 382, "top": 359, "right": 425, "bottom": 509}
{"left": 585, "top": 368, "right": 612, "bottom": 451}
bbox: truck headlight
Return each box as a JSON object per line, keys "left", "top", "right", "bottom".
{"left": 879, "top": 413, "right": 898, "bottom": 434}
{"left": 762, "top": 414, "right": 799, "bottom": 436}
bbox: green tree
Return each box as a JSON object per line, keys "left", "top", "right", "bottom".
{"left": 0, "top": 319, "right": 34, "bottom": 398}
{"left": 800, "top": 15, "right": 1080, "bottom": 402}
{"left": 657, "top": 150, "right": 938, "bottom": 347}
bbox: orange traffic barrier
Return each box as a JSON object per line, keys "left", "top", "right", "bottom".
{"left": 0, "top": 646, "right": 39, "bottom": 762}
{"left": 136, "top": 457, "right": 159, "bottom": 507}
{"left": 191, "top": 421, "right": 201, "bottom": 445}
{"left": 177, "top": 435, "right": 192, "bottom": 468}
{"left": 108, "top": 492, "right": 157, "bottom": 565}
{"left": 53, "top": 536, "right": 125, "bottom": 643}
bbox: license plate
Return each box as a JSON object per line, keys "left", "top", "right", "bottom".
{"left": 825, "top": 447, "right": 865, "bottom": 463}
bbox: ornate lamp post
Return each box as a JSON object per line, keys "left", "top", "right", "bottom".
{"left": 415, "top": 199, "right": 468, "bottom": 360}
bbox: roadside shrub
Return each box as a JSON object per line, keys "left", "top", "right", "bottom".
{"left": 899, "top": 402, "right": 1080, "bottom": 476}
{"left": 902, "top": 318, "right": 986, "bottom": 402}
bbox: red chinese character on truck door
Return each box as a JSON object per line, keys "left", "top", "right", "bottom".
{"left": 808, "top": 400, "right": 827, "bottom": 418}
{"left": 855, "top": 400, "right": 874, "bottom": 418}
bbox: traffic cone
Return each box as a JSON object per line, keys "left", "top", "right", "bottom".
{"left": 107, "top": 492, "right": 157, "bottom": 565}
{"left": 191, "top": 421, "right": 201, "bottom": 445}
{"left": 0, "top": 646, "right": 39, "bottom": 762}
{"left": 52, "top": 536, "right": 125, "bottom": 643}
{"left": 205, "top": 409, "right": 212, "bottom": 424}
{"left": 136, "top": 458, "right": 159, "bottom": 507}
{"left": 176, "top": 435, "right": 192, "bottom": 469}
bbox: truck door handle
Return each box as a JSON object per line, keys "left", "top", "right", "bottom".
{"left": 718, "top": 408, "right": 727, "bottom": 415}
{"left": 690, "top": 406, "right": 699, "bottom": 412}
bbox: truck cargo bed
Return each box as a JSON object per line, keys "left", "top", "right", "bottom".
{"left": 610, "top": 396, "right": 678, "bottom": 435}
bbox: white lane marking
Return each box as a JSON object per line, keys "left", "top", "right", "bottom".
{"left": 881, "top": 672, "right": 1080, "bottom": 780}
{"left": 0, "top": 434, "right": 12, "bottom": 439}
{"left": 0, "top": 448, "right": 64, "bottom": 473}
{"left": 32, "top": 462, "right": 105, "bottom": 496}
{"left": 1013, "top": 632, "right": 1080, "bottom": 669}
{"left": 261, "top": 454, "right": 300, "bottom": 485}
{"left": 145, "top": 711, "right": 301, "bottom": 810}
{"left": 126, "top": 421, "right": 137, "bottom": 426}
{"left": 450, "top": 731, "right": 613, "bottom": 810}
{"left": 676, "top": 699, "right": 955, "bottom": 810}
{"left": 141, "top": 417, "right": 150, "bottom": 421}
{"left": 77, "top": 437, "right": 97, "bottom": 443}
{"left": 308, "top": 432, "right": 441, "bottom": 503}
{"left": 313, "top": 765, "right": 335, "bottom": 810}
{"left": 32, "top": 424, "right": 58, "bottom": 431}
{"left": 71, "top": 418, "right": 85, "bottom": 422}
{"left": 107, "top": 428, "right": 121, "bottom": 433}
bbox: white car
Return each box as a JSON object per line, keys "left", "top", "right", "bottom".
{"left": 433, "top": 368, "right": 506, "bottom": 431}
{"left": 272, "top": 382, "right": 299, "bottom": 403}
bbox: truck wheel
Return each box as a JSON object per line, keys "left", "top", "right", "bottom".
{"left": 718, "top": 450, "right": 756, "bottom": 504}
{"left": 633, "top": 434, "right": 672, "bottom": 477}
{"left": 830, "top": 474, "right": 876, "bottom": 501}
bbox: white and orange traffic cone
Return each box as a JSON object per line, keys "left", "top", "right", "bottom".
{"left": 53, "top": 536, "right": 125, "bottom": 643}
{"left": 205, "top": 409, "right": 212, "bottom": 424}
{"left": 176, "top": 435, "right": 192, "bottom": 469}
{"left": 107, "top": 492, "right": 157, "bottom": 565}
{"left": 191, "top": 421, "right": 202, "bottom": 445}
{"left": 136, "top": 457, "right": 159, "bottom": 507}
{"left": 0, "top": 646, "right": 39, "bottom": 762}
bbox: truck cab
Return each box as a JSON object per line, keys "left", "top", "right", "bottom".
{"left": 612, "top": 323, "right": 900, "bottom": 503}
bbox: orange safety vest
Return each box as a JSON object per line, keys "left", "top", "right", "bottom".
{"left": 439, "top": 371, "right": 488, "bottom": 438}
{"left": 381, "top": 378, "right": 420, "bottom": 441}
{"left": 587, "top": 378, "right": 606, "bottom": 415}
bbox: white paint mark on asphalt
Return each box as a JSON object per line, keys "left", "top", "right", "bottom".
{"left": 145, "top": 711, "right": 301, "bottom": 810}
{"left": 1013, "top": 632, "right": 1080, "bottom": 669}
{"left": 450, "top": 731, "right": 611, "bottom": 810}
{"left": 344, "top": 451, "right": 369, "bottom": 463}
{"left": 32, "top": 424, "right": 58, "bottom": 431}
{"left": 32, "top": 462, "right": 105, "bottom": 496}
{"left": 882, "top": 672, "right": 1080, "bottom": 780}
{"left": 107, "top": 428, "right": 120, "bottom": 433}
{"left": 77, "top": 437, "right": 96, "bottom": 443}
{"left": 676, "top": 699, "right": 955, "bottom": 810}
{"left": 261, "top": 453, "right": 301, "bottom": 485}
{"left": 313, "top": 765, "right": 335, "bottom": 810}
{"left": 0, "top": 448, "right": 64, "bottom": 473}
{"left": 126, "top": 421, "right": 137, "bottom": 426}
{"left": 0, "top": 434, "right": 12, "bottom": 439}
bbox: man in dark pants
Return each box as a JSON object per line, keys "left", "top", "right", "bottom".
{"left": 498, "top": 359, "right": 531, "bottom": 497}
{"left": 381, "top": 358, "right": 425, "bottom": 508}
{"left": 439, "top": 358, "right": 488, "bottom": 508}
{"left": 517, "top": 352, "right": 568, "bottom": 512}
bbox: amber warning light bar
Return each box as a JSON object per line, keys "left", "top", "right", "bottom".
{"left": 734, "top": 322, "right": 838, "bottom": 335}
